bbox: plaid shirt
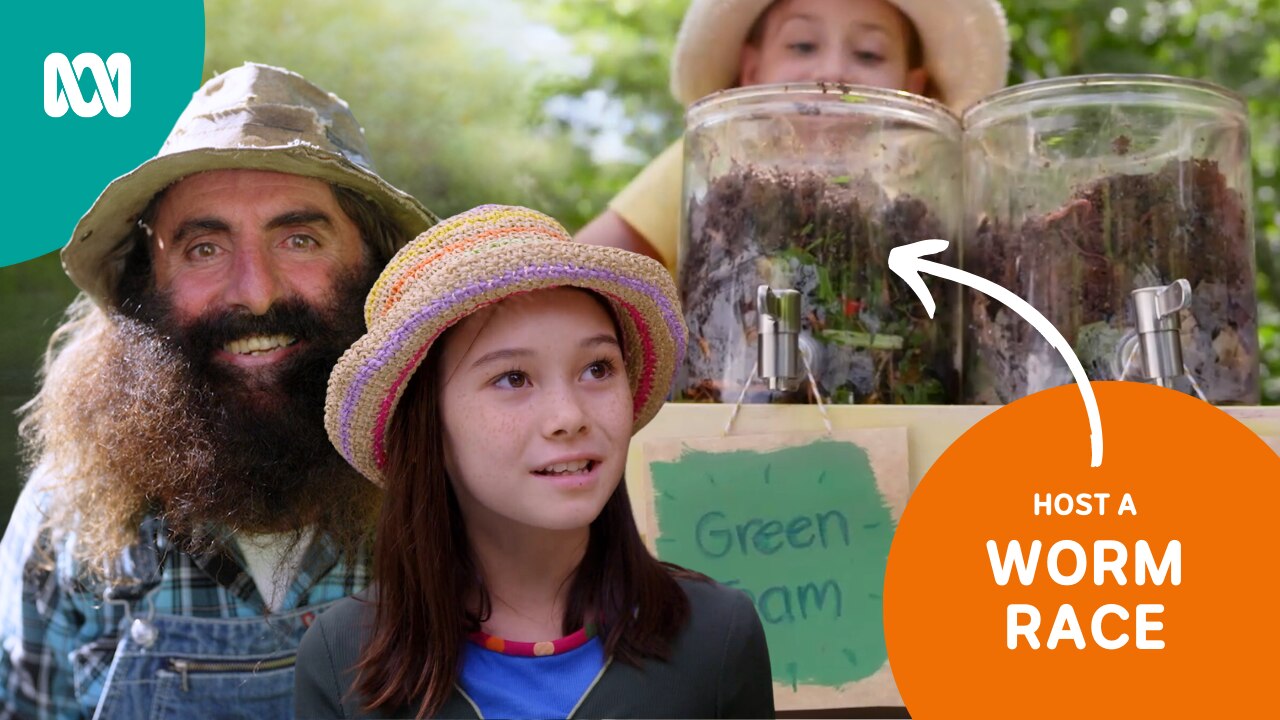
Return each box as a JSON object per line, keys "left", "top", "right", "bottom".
{"left": 0, "top": 480, "right": 371, "bottom": 720}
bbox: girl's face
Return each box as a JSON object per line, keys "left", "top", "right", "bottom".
{"left": 437, "top": 288, "right": 633, "bottom": 534}
{"left": 739, "top": 0, "right": 927, "bottom": 94}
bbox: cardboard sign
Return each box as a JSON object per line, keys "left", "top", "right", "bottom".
{"left": 636, "top": 428, "right": 909, "bottom": 710}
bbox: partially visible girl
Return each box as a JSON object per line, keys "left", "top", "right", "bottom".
{"left": 296, "top": 205, "right": 774, "bottom": 719}
{"left": 576, "top": 0, "right": 1011, "bottom": 273}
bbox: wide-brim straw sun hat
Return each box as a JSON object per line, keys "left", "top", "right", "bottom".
{"left": 669, "top": 0, "right": 1010, "bottom": 114}
{"left": 325, "top": 205, "right": 688, "bottom": 486}
{"left": 63, "top": 62, "right": 438, "bottom": 308}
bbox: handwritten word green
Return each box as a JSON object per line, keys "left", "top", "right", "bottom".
{"left": 696, "top": 510, "right": 851, "bottom": 557}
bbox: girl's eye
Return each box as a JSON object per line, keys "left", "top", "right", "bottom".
{"left": 285, "top": 234, "right": 319, "bottom": 250}
{"left": 582, "top": 358, "right": 617, "bottom": 381}
{"left": 854, "top": 50, "right": 884, "bottom": 64}
{"left": 495, "top": 371, "right": 529, "bottom": 389}
{"left": 787, "top": 41, "right": 818, "bottom": 55}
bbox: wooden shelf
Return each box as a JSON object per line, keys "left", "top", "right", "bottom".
{"left": 629, "top": 403, "right": 1280, "bottom": 494}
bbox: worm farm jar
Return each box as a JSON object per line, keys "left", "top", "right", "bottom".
{"left": 963, "top": 75, "right": 1256, "bottom": 404}
{"left": 678, "top": 84, "right": 963, "bottom": 404}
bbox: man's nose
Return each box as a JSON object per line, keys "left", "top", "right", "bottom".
{"left": 222, "top": 243, "right": 286, "bottom": 316}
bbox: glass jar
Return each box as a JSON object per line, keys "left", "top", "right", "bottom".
{"left": 678, "top": 83, "right": 963, "bottom": 404}
{"left": 963, "top": 75, "right": 1256, "bottom": 404}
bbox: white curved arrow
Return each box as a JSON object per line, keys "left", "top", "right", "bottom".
{"left": 889, "top": 239, "right": 1103, "bottom": 468}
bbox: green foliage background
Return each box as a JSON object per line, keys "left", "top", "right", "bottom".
{"left": 3, "top": 0, "right": 1278, "bottom": 517}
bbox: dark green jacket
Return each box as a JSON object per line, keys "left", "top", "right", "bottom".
{"left": 295, "top": 578, "right": 775, "bottom": 719}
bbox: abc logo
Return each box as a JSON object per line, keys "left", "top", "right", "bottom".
{"left": 44, "top": 52, "right": 131, "bottom": 118}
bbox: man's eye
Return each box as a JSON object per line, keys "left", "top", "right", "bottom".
{"left": 285, "top": 234, "right": 319, "bottom": 249}
{"left": 188, "top": 243, "right": 219, "bottom": 260}
{"left": 495, "top": 371, "right": 529, "bottom": 389}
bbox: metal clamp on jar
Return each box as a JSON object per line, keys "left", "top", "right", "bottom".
{"left": 1130, "top": 279, "right": 1192, "bottom": 389}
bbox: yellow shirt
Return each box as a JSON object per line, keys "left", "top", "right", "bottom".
{"left": 608, "top": 139, "right": 683, "bottom": 275}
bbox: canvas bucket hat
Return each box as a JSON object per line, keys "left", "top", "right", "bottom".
{"left": 669, "top": 0, "right": 1011, "bottom": 114}
{"left": 62, "top": 62, "right": 439, "bottom": 308}
{"left": 326, "top": 205, "right": 687, "bottom": 486}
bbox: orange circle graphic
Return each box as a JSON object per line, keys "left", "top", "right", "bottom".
{"left": 885, "top": 382, "right": 1280, "bottom": 718}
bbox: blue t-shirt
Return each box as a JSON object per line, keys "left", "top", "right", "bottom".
{"left": 459, "top": 636, "right": 606, "bottom": 719}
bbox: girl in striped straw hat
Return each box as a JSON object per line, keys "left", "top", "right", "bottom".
{"left": 296, "top": 205, "right": 775, "bottom": 719}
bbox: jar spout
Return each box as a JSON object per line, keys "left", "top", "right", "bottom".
{"left": 757, "top": 285, "right": 804, "bottom": 391}
{"left": 1130, "top": 279, "right": 1192, "bottom": 388}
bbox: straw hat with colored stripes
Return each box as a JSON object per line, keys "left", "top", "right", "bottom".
{"left": 325, "top": 205, "right": 687, "bottom": 486}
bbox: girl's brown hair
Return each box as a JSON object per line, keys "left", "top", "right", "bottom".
{"left": 353, "top": 314, "right": 695, "bottom": 718}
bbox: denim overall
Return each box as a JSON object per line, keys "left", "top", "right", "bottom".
{"left": 88, "top": 551, "right": 341, "bottom": 719}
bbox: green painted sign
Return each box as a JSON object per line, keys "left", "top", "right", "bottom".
{"left": 649, "top": 436, "right": 900, "bottom": 691}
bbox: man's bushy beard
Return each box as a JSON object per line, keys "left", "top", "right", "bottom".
{"left": 121, "top": 264, "right": 382, "bottom": 549}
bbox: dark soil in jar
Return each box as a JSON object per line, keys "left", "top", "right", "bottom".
{"left": 678, "top": 163, "right": 957, "bottom": 404}
{"left": 966, "top": 158, "right": 1257, "bottom": 403}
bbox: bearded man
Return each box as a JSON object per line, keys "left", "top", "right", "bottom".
{"left": 0, "top": 63, "right": 436, "bottom": 719}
